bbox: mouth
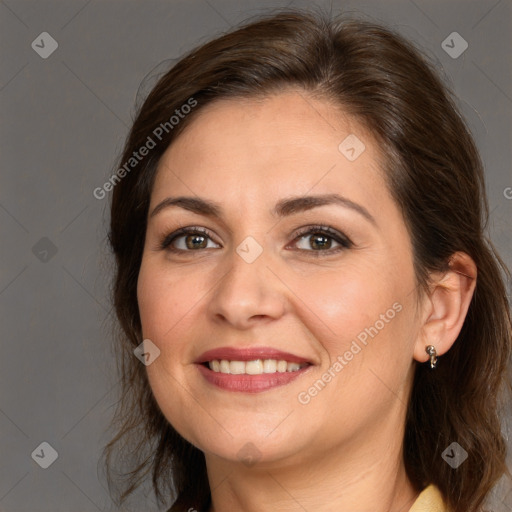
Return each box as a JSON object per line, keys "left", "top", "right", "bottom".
{"left": 194, "top": 346, "right": 315, "bottom": 393}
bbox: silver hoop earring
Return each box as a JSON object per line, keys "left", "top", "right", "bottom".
{"left": 425, "top": 345, "right": 438, "bottom": 369}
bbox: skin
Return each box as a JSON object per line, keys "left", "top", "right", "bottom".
{"left": 137, "top": 89, "right": 476, "bottom": 511}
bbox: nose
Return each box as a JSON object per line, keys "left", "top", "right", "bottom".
{"left": 206, "top": 243, "right": 287, "bottom": 330}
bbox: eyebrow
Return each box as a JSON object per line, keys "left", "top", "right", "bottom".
{"left": 149, "top": 193, "right": 377, "bottom": 226}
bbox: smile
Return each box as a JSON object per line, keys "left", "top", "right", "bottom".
{"left": 196, "top": 360, "right": 313, "bottom": 393}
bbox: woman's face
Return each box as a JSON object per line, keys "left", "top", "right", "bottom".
{"left": 137, "top": 90, "right": 424, "bottom": 468}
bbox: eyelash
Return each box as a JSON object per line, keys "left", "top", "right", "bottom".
{"left": 158, "top": 224, "right": 353, "bottom": 257}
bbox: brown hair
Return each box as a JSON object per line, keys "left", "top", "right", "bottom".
{"left": 103, "top": 9, "right": 512, "bottom": 512}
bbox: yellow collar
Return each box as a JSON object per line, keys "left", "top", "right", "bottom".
{"left": 408, "top": 484, "right": 449, "bottom": 512}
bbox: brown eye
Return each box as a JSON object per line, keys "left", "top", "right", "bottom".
{"left": 306, "top": 233, "right": 335, "bottom": 250}
{"left": 294, "top": 232, "right": 340, "bottom": 251}
{"left": 289, "top": 225, "right": 353, "bottom": 257}
{"left": 184, "top": 233, "right": 208, "bottom": 250}
{"left": 160, "top": 227, "right": 220, "bottom": 252}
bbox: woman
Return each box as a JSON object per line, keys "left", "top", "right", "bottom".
{"left": 103, "top": 9, "right": 511, "bottom": 512}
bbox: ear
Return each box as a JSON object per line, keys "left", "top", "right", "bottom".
{"left": 413, "top": 252, "right": 477, "bottom": 364}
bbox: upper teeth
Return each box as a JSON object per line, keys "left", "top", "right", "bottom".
{"left": 208, "top": 359, "right": 308, "bottom": 375}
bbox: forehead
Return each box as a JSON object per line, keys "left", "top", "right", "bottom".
{"left": 151, "top": 90, "right": 388, "bottom": 211}
{"left": 172, "top": 90, "right": 367, "bottom": 154}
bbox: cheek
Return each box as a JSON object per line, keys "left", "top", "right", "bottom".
{"left": 137, "top": 260, "right": 195, "bottom": 339}
{"left": 136, "top": 262, "right": 202, "bottom": 435}
{"left": 290, "top": 263, "right": 398, "bottom": 355}
{"left": 291, "top": 262, "right": 418, "bottom": 416}
{"left": 289, "top": 268, "right": 414, "bottom": 442}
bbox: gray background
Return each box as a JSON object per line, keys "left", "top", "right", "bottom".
{"left": 1, "top": 0, "right": 511, "bottom": 510}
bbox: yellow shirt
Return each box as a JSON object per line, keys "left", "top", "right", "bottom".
{"left": 409, "top": 484, "right": 450, "bottom": 512}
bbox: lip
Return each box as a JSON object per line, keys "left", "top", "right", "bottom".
{"left": 194, "top": 346, "right": 313, "bottom": 365}
{"left": 196, "top": 362, "right": 313, "bottom": 393}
